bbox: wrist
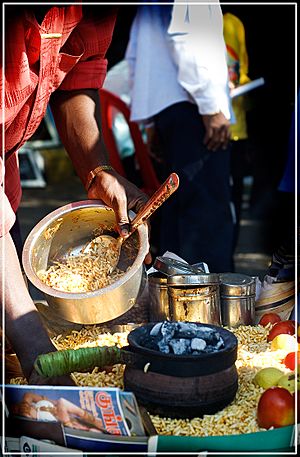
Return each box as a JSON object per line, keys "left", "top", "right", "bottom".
{"left": 85, "top": 165, "right": 114, "bottom": 192}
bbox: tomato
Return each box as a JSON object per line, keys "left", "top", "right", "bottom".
{"left": 283, "top": 352, "right": 300, "bottom": 371}
{"left": 259, "top": 313, "right": 281, "bottom": 327}
{"left": 257, "top": 387, "right": 295, "bottom": 429}
{"left": 267, "top": 320, "right": 296, "bottom": 342}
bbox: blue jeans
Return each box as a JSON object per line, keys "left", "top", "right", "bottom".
{"left": 154, "top": 102, "right": 234, "bottom": 273}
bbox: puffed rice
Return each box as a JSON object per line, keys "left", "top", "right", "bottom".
{"left": 9, "top": 324, "right": 293, "bottom": 436}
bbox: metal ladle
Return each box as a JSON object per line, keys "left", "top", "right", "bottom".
{"left": 84, "top": 173, "right": 180, "bottom": 271}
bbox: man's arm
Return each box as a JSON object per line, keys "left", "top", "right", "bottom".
{"left": 50, "top": 89, "right": 150, "bottom": 254}
{"left": 1, "top": 232, "right": 74, "bottom": 385}
{"left": 1, "top": 232, "right": 68, "bottom": 382}
{"left": 50, "top": 89, "right": 108, "bottom": 189}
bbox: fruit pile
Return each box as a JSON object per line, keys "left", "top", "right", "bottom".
{"left": 255, "top": 313, "right": 299, "bottom": 429}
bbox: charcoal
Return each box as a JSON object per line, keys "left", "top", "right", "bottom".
{"left": 169, "top": 338, "right": 191, "bottom": 355}
{"left": 160, "top": 321, "right": 177, "bottom": 342}
{"left": 191, "top": 338, "right": 206, "bottom": 351}
{"left": 150, "top": 322, "right": 163, "bottom": 337}
{"left": 175, "top": 322, "right": 199, "bottom": 338}
{"left": 157, "top": 339, "right": 170, "bottom": 354}
{"left": 195, "top": 330, "right": 219, "bottom": 344}
{"left": 215, "top": 336, "right": 224, "bottom": 350}
{"left": 146, "top": 321, "right": 224, "bottom": 356}
{"left": 203, "top": 345, "right": 217, "bottom": 353}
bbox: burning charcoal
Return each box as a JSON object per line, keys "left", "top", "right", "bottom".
{"left": 160, "top": 321, "right": 176, "bottom": 342}
{"left": 191, "top": 338, "right": 206, "bottom": 351}
{"left": 169, "top": 338, "right": 191, "bottom": 355}
{"left": 158, "top": 339, "right": 170, "bottom": 354}
{"left": 150, "top": 322, "right": 163, "bottom": 337}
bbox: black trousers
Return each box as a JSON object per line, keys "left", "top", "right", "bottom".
{"left": 154, "top": 102, "right": 234, "bottom": 273}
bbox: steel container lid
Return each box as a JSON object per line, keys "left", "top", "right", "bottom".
{"left": 219, "top": 273, "right": 256, "bottom": 297}
{"left": 167, "top": 273, "right": 220, "bottom": 286}
{"left": 153, "top": 256, "right": 204, "bottom": 276}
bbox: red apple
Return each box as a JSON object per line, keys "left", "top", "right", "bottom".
{"left": 259, "top": 312, "right": 281, "bottom": 327}
{"left": 267, "top": 320, "right": 296, "bottom": 342}
{"left": 283, "top": 352, "right": 300, "bottom": 371}
{"left": 257, "top": 387, "right": 295, "bottom": 429}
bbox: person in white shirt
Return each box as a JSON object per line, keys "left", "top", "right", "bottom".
{"left": 126, "top": 0, "right": 235, "bottom": 272}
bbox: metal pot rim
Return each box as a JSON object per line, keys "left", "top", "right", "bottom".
{"left": 167, "top": 273, "right": 220, "bottom": 286}
{"left": 22, "top": 199, "right": 148, "bottom": 299}
{"left": 219, "top": 272, "right": 255, "bottom": 286}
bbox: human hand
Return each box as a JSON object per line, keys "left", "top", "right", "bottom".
{"left": 87, "top": 168, "right": 151, "bottom": 264}
{"left": 202, "top": 113, "right": 231, "bottom": 152}
{"left": 239, "top": 74, "right": 251, "bottom": 85}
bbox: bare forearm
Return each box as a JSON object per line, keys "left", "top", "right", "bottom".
{"left": 50, "top": 89, "right": 109, "bottom": 187}
{"left": 1, "top": 233, "right": 55, "bottom": 379}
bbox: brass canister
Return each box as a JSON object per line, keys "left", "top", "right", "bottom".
{"left": 167, "top": 274, "right": 221, "bottom": 325}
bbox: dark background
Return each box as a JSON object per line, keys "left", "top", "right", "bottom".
{"left": 106, "top": 1, "right": 296, "bottom": 255}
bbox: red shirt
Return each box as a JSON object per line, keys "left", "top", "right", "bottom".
{"left": 0, "top": 5, "right": 116, "bottom": 227}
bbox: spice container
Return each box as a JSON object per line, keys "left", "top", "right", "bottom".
{"left": 219, "top": 273, "right": 256, "bottom": 327}
{"left": 167, "top": 274, "right": 221, "bottom": 325}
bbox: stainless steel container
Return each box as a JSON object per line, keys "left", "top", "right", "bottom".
{"left": 219, "top": 273, "right": 256, "bottom": 327}
{"left": 22, "top": 200, "right": 148, "bottom": 324}
{"left": 167, "top": 274, "right": 221, "bottom": 325}
{"left": 148, "top": 257, "right": 206, "bottom": 322}
{"left": 148, "top": 272, "right": 169, "bottom": 321}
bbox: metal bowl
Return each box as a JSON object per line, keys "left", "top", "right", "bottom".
{"left": 22, "top": 200, "right": 148, "bottom": 324}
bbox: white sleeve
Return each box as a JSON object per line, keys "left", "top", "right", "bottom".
{"left": 167, "top": 0, "right": 231, "bottom": 119}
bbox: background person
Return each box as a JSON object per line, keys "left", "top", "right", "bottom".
{"left": 223, "top": 11, "right": 253, "bottom": 252}
{"left": 126, "top": 0, "right": 234, "bottom": 272}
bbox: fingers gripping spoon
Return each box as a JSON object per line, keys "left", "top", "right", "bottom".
{"left": 84, "top": 173, "right": 180, "bottom": 271}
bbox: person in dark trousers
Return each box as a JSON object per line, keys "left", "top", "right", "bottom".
{"left": 126, "top": 1, "right": 234, "bottom": 273}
